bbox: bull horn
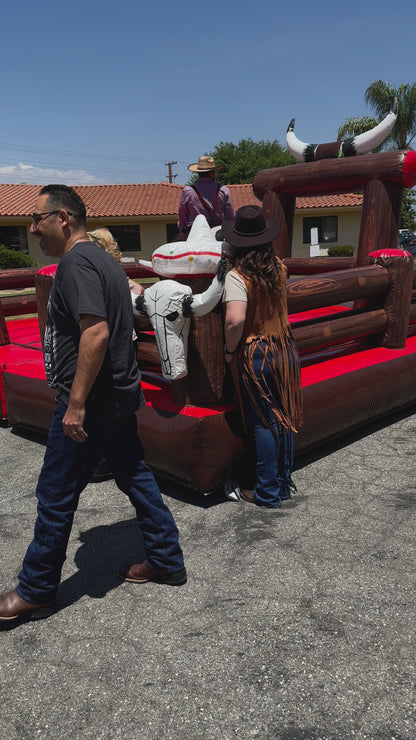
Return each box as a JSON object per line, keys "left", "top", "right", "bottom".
{"left": 286, "top": 100, "right": 398, "bottom": 162}
{"left": 286, "top": 118, "right": 310, "bottom": 162}
{"left": 182, "top": 253, "right": 227, "bottom": 318}
{"left": 351, "top": 99, "right": 397, "bottom": 155}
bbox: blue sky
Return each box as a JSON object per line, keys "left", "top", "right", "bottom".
{"left": 0, "top": 0, "right": 414, "bottom": 186}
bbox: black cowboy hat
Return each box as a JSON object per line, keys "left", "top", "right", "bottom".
{"left": 222, "top": 205, "right": 279, "bottom": 249}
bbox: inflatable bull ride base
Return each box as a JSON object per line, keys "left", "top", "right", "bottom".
{"left": 1, "top": 137, "right": 416, "bottom": 497}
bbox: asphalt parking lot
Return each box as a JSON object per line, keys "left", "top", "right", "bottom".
{"left": 1, "top": 407, "right": 415, "bottom": 740}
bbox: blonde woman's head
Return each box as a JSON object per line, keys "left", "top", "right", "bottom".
{"left": 87, "top": 228, "right": 122, "bottom": 262}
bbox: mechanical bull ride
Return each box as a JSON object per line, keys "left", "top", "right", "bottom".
{"left": 133, "top": 224, "right": 227, "bottom": 381}
{"left": 1, "top": 144, "right": 416, "bottom": 496}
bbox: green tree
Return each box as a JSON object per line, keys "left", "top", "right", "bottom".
{"left": 190, "top": 138, "right": 295, "bottom": 186}
{"left": 337, "top": 115, "right": 380, "bottom": 142}
{"left": 337, "top": 80, "right": 416, "bottom": 228}
{"left": 364, "top": 80, "right": 416, "bottom": 149}
{"left": 400, "top": 189, "right": 416, "bottom": 231}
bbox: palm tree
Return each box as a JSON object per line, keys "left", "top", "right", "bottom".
{"left": 337, "top": 80, "right": 416, "bottom": 150}
{"left": 337, "top": 115, "right": 379, "bottom": 142}
{"left": 338, "top": 80, "right": 416, "bottom": 230}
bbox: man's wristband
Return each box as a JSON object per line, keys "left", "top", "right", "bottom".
{"left": 224, "top": 346, "right": 237, "bottom": 356}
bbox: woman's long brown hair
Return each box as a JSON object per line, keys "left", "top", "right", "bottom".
{"left": 228, "top": 243, "right": 282, "bottom": 294}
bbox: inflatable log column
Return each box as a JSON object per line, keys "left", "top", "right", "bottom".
{"left": 0, "top": 303, "right": 9, "bottom": 345}
{"left": 368, "top": 248, "right": 414, "bottom": 348}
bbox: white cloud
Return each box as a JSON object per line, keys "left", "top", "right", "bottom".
{"left": 0, "top": 162, "right": 103, "bottom": 185}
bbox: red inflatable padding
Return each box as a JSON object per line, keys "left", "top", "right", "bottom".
{"left": 298, "top": 345, "right": 416, "bottom": 453}
{"left": 141, "top": 376, "right": 235, "bottom": 418}
{"left": 3, "top": 359, "right": 46, "bottom": 380}
{"left": 301, "top": 338, "right": 416, "bottom": 387}
{"left": 3, "top": 367, "right": 56, "bottom": 432}
{"left": 289, "top": 305, "right": 351, "bottom": 324}
{"left": 136, "top": 403, "right": 245, "bottom": 492}
{"left": 369, "top": 248, "right": 411, "bottom": 259}
{"left": 6, "top": 317, "right": 41, "bottom": 347}
{"left": 0, "top": 347, "right": 45, "bottom": 419}
{"left": 37, "top": 265, "right": 58, "bottom": 278}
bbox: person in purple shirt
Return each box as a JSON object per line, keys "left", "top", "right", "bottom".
{"left": 178, "top": 155, "right": 235, "bottom": 235}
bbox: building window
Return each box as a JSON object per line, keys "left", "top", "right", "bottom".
{"left": 166, "top": 223, "right": 179, "bottom": 242}
{"left": 0, "top": 226, "right": 29, "bottom": 253}
{"left": 303, "top": 216, "right": 338, "bottom": 244}
{"left": 108, "top": 225, "right": 141, "bottom": 252}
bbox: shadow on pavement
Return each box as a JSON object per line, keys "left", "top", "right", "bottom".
{"left": 58, "top": 518, "right": 145, "bottom": 608}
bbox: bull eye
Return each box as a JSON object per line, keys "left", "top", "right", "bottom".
{"left": 166, "top": 311, "right": 179, "bottom": 322}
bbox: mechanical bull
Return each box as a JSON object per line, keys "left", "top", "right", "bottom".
{"left": 132, "top": 253, "right": 227, "bottom": 380}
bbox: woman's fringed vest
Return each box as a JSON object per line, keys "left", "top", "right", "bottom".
{"left": 230, "top": 266, "right": 303, "bottom": 434}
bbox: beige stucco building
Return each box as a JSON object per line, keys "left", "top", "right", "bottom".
{"left": 0, "top": 182, "right": 363, "bottom": 266}
{"left": 291, "top": 193, "right": 363, "bottom": 257}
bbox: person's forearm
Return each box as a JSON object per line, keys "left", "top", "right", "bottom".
{"left": 224, "top": 300, "right": 246, "bottom": 361}
{"left": 224, "top": 322, "right": 243, "bottom": 353}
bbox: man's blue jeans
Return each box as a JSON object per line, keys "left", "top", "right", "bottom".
{"left": 240, "top": 344, "right": 295, "bottom": 508}
{"left": 17, "top": 402, "right": 184, "bottom": 604}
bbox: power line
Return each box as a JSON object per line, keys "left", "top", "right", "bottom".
{"left": 0, "top": 140, "right": 172, "bottom": 165}
{"left": 0, "top": 140, "right": 189, "bottom": 184}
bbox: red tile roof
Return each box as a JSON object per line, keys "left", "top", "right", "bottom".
{"left": 227, "top": 184, "right": 261, "bottom": 209}
{"left": 296, "top": 193, "right": 363, "bottom": 209}
{"left": 0, "top": 183, "right": 41, "bottom": 216}
{"left": 0, "top": 182, "right": 362, "bottom": 218}
{"left": 0, "top": 182, "right": 184, "bottom": 218}
{"left": 229, "top": 187, "right": 363, "bottom": 210}
{"left": 76, "top": 183, "right": 183, "bottom": 217}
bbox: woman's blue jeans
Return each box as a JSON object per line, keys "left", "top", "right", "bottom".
{"left": 240, "top": 345, "right": 294, "bottom": 508}
{"left": 16, "top": 402, "right": 184, "bottom": 604}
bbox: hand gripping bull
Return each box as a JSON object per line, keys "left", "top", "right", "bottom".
{"left": 133, "top": 252, "right": 227, "bottom": 380}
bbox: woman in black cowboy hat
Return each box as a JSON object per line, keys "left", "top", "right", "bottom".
{"left": 222, "top": 205, "right": 303, "bottom": 507}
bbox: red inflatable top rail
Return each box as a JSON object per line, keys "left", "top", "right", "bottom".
{"left": 37, "top": 265, "right": 58, "bottom": 277}
{"left": 37, "top": 262, "right": 157, "bottom": 280}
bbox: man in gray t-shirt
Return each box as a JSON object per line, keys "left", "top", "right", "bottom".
{"left": 44, "top": 240, "right": 142, "bottom": 421}
{"left": 0, "top": 185, "right": 186, "bottom": 623}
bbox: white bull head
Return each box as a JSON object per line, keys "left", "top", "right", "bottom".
{"left": 133, "top": 253, "right": 226, "bottom": 380}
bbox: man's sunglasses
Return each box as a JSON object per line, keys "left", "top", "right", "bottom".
{"left": 32, "top": 210, "right": 73, "bottom": 226}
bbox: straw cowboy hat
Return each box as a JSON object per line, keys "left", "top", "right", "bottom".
{"left": 222, "top": 205, "right": 279, "bottom": 249}
{"left": 187, "top": 155, "right": 223, "bottom": 173}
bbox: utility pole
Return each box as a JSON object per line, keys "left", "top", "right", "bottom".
{"left": 165, "top": 161, "right": 177, "bottom": 183}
